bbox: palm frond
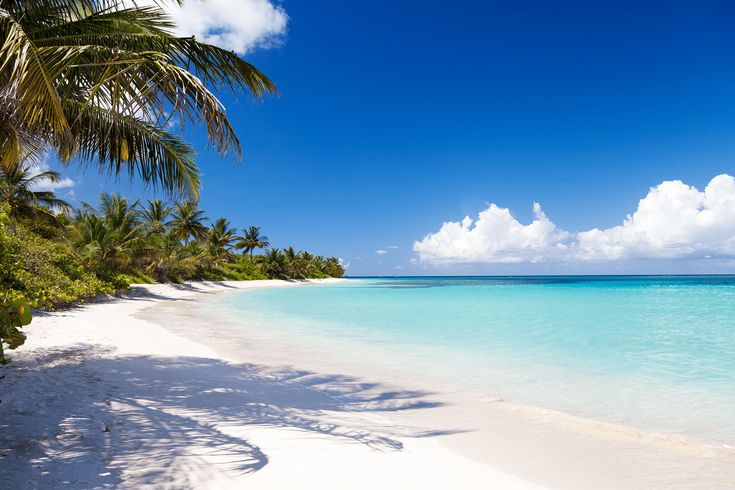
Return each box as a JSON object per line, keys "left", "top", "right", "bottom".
{"left": 64, "top": 99, "right": 199, "bottom": 197}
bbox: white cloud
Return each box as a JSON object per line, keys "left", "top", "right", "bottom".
{"left": 388, "top": 245, "right": 399, "bottom": 249}
{"left": 576, "top": 175, "right": 735, "bottom": 260}
{"left": 27, "top": 161, "right": 75, "bottom": 192}
{"left": 150, "top": 0, "right": 288, "bottom": 55}
{"left": 414, "top": 174, "right": 735, "bottom": 264}
{"left": 414, "top": 202, "right": 569, "bottom": 264}
{"left": 375, "top": 249, "right": 388, "bottom": 255}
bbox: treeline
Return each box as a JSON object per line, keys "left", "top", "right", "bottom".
{"left": 0, "top": 162, "right": 344, "bottom": 312}
{"left": 0, "top": 0, "right": 284, "bottom": 361}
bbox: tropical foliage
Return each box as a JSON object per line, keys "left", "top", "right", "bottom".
{"left": 0, "top": 294, "right": 31, "bottom": 364}
{"left": 235, "top": 225, "right": 269, "bottom": 257}
{"left": 0, "top": 177, "right": 345, "bottom": 360}
{"left": 0, "top": 160, "right": 70, "bottom": 224}
{"left": 0, "top": 0, "right": 276, "bottom": 197}
{"left": 0, "top": 173, "right": 344, "bottom": 305}
{"left": 0, "top": 0, "right": 345, "bottom": 363}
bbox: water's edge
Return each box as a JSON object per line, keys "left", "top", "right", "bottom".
{"left": 136, "top": 280, "right": 735, "bottom": 490}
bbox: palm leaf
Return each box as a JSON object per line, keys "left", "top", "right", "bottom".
{"left": 64, "top": 99, "right": 199, "bottom": 197}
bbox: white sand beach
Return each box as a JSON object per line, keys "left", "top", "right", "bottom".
{"left": 0, "top": 280, "right": 546, "bottom": 489}
{"left": 3, "top": 279, "right": 735, "bottom": 490}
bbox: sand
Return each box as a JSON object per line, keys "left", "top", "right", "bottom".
{"left": 0, "top": 280, "right": 545, "bottom": 489}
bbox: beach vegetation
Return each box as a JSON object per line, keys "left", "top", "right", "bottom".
{"left": 0, "top": 295, "right": 31, "bottom": 364}
{"left": 235, "top": 225, "right": 270, "bottom": 258}
{"left": 0, "top": 189, "right": 343, "bottom": 307}
{"left": 0, "top": 0, "right": 343, "bottom": 361}
{"left": 0, "top": 160, "right": 71, "bottom": 225}
{"left": 0, "top": 188, "right": 343, "bottom": 360}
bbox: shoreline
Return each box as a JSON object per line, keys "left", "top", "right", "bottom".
{"left": 0, "top": 279, "right": 545, "bottom": 489}
{"left": 139, "top": 279, "right": 735, "bottom": 490}
{"left": 3, "top": 279, "right": 734, "bottom": 489}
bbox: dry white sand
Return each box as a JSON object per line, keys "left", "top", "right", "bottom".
{"left": 0, "top": 280, "right": 546, "bottom": 489}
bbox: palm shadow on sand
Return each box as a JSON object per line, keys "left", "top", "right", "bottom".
{"left": 0, "top": 345, "right": 464, "bottom": 488}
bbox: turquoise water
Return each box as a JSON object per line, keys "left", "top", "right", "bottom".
{"left": 212, "top": 276, "right": 735, "bottom": 446}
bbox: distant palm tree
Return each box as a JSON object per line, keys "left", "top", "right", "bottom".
{"left": 170, "top": 201, "right": 208, "bottom": 243}
{"left": 142, "top": 200, "right": 171, "bottom": 234}
{"left": 261, "top": 248, "right": 287, "bottom": 279}
{"left": 145, "top": 230, "right": 197, "bottom": 282}
{"left": 235, "top": 225, "right": 270, "bottom": 258}
{"left": 99, "top": 193, "right": 140, "bottom": 233}
{"left": 0, "top": 160, "right": 70, "bottom": 223}
{"left": 324, "top": 257, "right": 345, "bottom": 277}
{"left": 69, "top": 211, "right": 143, "bottom": 272}
{"left": 282, "top": 246, "right": 305, "bottom": 279}
{"left": 206, "top": 217, "right": 237, "bottom": 264}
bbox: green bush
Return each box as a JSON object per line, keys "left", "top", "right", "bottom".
{"left": 0, "top": 212, "right": 120, "bottom": 310}
{"left": 0, "top": 295, "right": 32, "bottom": 364}
{"left": 219, "top": 257, "right": 268, "bottom": 280}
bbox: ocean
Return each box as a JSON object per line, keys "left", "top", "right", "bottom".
{"left": 209, "top": 276, "right": 735, "bottom": 448}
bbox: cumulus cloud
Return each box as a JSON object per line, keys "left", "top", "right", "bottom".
{"left": 375, "top": 249, "right": 388, "bottom": 255}
{"left": 414, "top": 174, "right": 735, "bottom": 264}
{"left": 576, "top": 175, "right": 735, "bottom": 260}
{"left": 134, "top": 0, "right": 288, "bottom": 55}
{"left": 28, "top": 161, "right": 75, "bottom": 192}
{"left": 414, "top": 202, "right": 570, "bottom": 264}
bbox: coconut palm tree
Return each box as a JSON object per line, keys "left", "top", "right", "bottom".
{"left": 99, "top": 193, "right": 140, "bottom": 233}
{"left": 324, "top": 257, "right": 345, "bottom": 278}
{"left": 170, "top": 200, "right": 208, "bottom": 243}
{"left": 145, "top": 229, "right": 198, "bottom": 282}
{"left": 234, "top": 225, "right": 270, "bottom": 258}
{"left": 0, "top": 0, "right": 276, "bottom": 196}
{"left": 206, "top": 217, "right": 237, "bottom": 265}
{"left": 282, "top": 246, "right": 313, "bottom": 279}
{"left": 68, "top": 194, "right": 148, "bottom": 272}
{"left": 261, "top": 248, "right": 287, "bottom": 279}
{"left": 142, "top": 199, "right": 171, "bottom": 235}
{"left": 68, "top": 213, "right": 139, "bottom": 272}
{"left": 0, "top": 160, "right": 70, "bottom": 223}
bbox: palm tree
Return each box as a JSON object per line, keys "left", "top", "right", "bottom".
{"left": 282, "top": 246, "right": 308, "bottom": 279}
{"left": 68, "top": 213, "right": 139, "bottom": 272}
{"left": 99, "top": 193, "right": 140, "bottom": 233}
{"left": 261, "top": 248, "right": 286, "bottom": 279}
{"left": 0, "top": 160, "right": 70, "bottom": 223}
{"left": 235, "top": 225, "right": 270, "bottom": 258}
{"left": 0, "top": 0, "right": 276, "bottom": 196}
{"left": 68, "top": 194, "right": 146, "bottom": 272}
{"left": 206, "top": 217, "right": 237, "bottom": 265}
{"left": 324, "top": 257, "right": 345, "bottom": 278}
{"left": 141, "top": 199, "right": 171, "bottom": 234}
{"left": 170, "top": 200, "right": 208, "bottom": 243}
{"left": 145, "top": 229, "right": 197, "bottom": 282}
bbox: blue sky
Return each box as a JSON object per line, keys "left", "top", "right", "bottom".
{"left": 50, "top": 0, "right": 735, "bottom": 275}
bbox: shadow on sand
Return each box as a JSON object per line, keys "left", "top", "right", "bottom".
{"left": 0, "top": 345, "right": 463, "bottom": 488}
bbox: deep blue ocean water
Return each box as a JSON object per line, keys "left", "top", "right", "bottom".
{"left": 212, "top": 276, "right": 735, "bottom": 446}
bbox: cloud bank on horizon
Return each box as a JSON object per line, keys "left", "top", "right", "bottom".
{"left": 414, "top": 174, "right": 735, "bottom": 264}
{"left": 136, "top": 0, "right": 288, "bottom": 55}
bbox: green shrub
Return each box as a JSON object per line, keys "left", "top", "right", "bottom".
{"left": 0, "top": 296, "right": 32, "bottom": 364}
{"left": 0, "top": 213, "right": 120, "bottom": 309}
{"left": 219, "top": 258, "right": 268, "bottom": 280}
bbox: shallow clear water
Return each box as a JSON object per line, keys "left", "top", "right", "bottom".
{"left": 211, "top": 276, "right": 735, "bottom": 446}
